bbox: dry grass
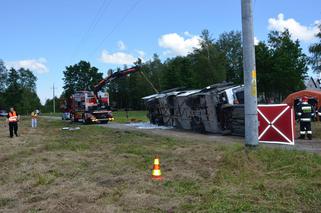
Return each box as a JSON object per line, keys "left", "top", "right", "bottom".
{"left": 0, "top": 117, "right": 320, "bottom": 212}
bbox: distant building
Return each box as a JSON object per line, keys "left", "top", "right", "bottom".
{"left": 306, "top": 77, "right": 321, "bottom": 91}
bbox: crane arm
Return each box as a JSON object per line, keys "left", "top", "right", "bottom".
{"left": 93, "top": 66, "right": 139, "bottom": 96}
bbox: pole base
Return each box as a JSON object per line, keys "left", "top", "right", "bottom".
{"left": 245, "top": 144, "right": 258, "bottom": 148}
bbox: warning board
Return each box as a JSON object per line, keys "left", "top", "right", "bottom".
{"left": 258, "top": 104, "right": 295, "bottom": 145}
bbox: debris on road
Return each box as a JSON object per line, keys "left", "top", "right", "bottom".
{"left": 125, "top": 122, "right": 173, "bottom": 130}
{"left": 61, "top": 127, "right": 80, "bottom": 131}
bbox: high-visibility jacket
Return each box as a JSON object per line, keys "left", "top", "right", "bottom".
{"left": 31, "top": 112, "right": 38, "bottom": 119}
{"left": 8, "top": 112, "right": 18, "bottom": 122}
{"left": 297, "top": 102, "right": 314, "bottom": 122}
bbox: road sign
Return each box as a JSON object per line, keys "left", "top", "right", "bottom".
{"left": 258, "top": 104, "right": 295, "bottom": 145}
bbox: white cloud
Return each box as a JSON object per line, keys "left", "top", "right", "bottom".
{"left": 5, "top": 58, "right": 48, "bottom": 74}
{"left": 100, "top": 50, "right": 137, "bottom": 65}
{"left": 136, "top": 50, "right": 145, "bottom": 60}
{"left": 117, "top": 40, "right": 126, "bottom": 50}
{"left": 158, "top": 33, "right": 201, "bottom": 56}
{"left": 254, "top": 37, "right": 259, "bottom": 45}
{"left": 183, "top": 31, "right": 193, "bottom": 37}
{"left": 268, "top": 13, "right": 321, "bottom": 42}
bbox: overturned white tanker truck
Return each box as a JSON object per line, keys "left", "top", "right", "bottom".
{"left": 142, "top": 82, "right": 245, "bottom": 136}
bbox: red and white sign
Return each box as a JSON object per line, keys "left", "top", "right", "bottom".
{"left": 257, "top": 104, "right": 295, "bottom": 145}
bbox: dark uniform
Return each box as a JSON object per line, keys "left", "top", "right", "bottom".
{"left": 297, "top": 98, "right": 314, "bottom": 140}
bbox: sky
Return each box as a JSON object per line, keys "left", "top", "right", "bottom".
{"left": 1, "top": 0, "right": 321, "bottom": 103}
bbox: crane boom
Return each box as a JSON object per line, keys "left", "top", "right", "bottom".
{"left": 93, "top": 66, "right": 139, "bottom": 96}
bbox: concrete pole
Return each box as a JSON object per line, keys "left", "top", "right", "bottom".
{"left": 241, "top": 0, "right": 259, "bottom": 146}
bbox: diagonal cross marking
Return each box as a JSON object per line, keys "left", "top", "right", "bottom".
{"left": 257, "top": 108, "right": 271, "bottom": 140}
{"left": 258, "top": 106, "right": 292, "bottom": 143}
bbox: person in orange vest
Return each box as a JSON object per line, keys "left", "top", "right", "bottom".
{"left": 6, "top": 107, "right": 20, "bottom": 138}
{"left": 31, "top": 110, "right": 38, "bottom": 128}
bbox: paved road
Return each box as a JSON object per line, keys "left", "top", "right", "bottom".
{"left": 105, "top": 122, "right": 321, "bottom": 154}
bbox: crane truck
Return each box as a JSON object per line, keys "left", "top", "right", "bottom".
{"left": 63, "top": 66, "right": 140, "bottom": 124}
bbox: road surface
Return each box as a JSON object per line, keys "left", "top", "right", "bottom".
{"left": 104, "top": 122, "right": 321, "bottom": 154}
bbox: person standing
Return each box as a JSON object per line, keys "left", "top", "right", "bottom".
{"left": 6, "top": 107, "right": 20, "bottom": 138}
{"left": 297, "top": 96, "right": 314, "bottom": 140}
{"left": 31, "top": 111, "right": 38, "bottom": 128}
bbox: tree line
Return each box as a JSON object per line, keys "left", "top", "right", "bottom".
{"left": 60, "top": 28, "right": 319, "bottom": 110}
{"left": 35, "top": 26, "right": 321, "bottom": 112}
{"left": 0, "top": 61, "right": 41, "bottom": 114}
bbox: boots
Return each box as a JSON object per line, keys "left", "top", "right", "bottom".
{"left": 307, "top": 134, "right": 312, "bottom": 140}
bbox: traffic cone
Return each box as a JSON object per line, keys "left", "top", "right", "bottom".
{"left": 151, "top": 155, "right": 163, "bottom": 180}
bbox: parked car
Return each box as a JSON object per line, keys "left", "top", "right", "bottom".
{"left": 0, "top": 110, "right": 8, "bottom": 117}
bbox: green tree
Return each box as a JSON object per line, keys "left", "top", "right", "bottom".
{"left": 18, "top": 68, "right": 37, "bottom": 91}
{"left": 190, "top": 29, "right": 227, "bottom": 88}
{"left": 145, "top": 54, "right": 164, "bottom": 91}
{"left": 309, "top": 24, "right": 321, "bottom": 73}
{"left": 0, "top": 60, "right": 7, "bottom": 108}
{"left": 161, "top": 56, "right": 193, "bottom": 89}
{"left": 63, "top": 61, "right": 103, "bottom": 98}
{"left": 41, "top": 97, "right": 60, "bottom": 113}
{"left": 255, "top": 42, "right": 274, "bottom": 98}
{"left": 6, "top": 68, "right": 20, "bottom": 90}
{"left": 262, "top": 30, "right": 308, "bottom": 100}
{"left": 0, "top": 60, "right": 7, "bottom": 92}
{"left": 108, "top": 67, "right": 130, "bottom": 109}
{"left": 4, "top": 68, "right": 41, "bottom": 114}
{"left": 217, "top": 31, "right": 243, "bottom": 83}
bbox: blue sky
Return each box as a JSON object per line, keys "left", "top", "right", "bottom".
{"left": 1, "top": 0, "right": 321, "bottom": 103}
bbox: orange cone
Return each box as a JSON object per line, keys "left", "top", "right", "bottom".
{"left": 151, "top": 155, "right": 163, "bottom": 180}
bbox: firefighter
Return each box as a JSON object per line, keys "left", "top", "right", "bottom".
{"left": 6, "top": 107, "right": 20, "bottom": 138}
{"left": 297, "top": 96, "right": 314, "bottom": 140}
{"left": 31, "top": 110, "right": 38, "bottom": 128}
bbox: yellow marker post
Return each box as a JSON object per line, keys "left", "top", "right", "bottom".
{"left": 251, "top": 70, "right": 257, "bottom": 97}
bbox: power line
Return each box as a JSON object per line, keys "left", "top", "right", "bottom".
{"left": 89, "top": 0, "right": 142, "bottom": 57}
{"left": 71, "top": 0, "right": 113, "bottom": 60}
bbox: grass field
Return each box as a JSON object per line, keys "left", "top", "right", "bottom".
{"left": 41, "top": 111, "right": 148, "bottom": 123}
{"left": 112, "top": 111, "right": 148, "bottom": 123}
{"left": 0, "top": 117, "right": 320, "bottom": 212}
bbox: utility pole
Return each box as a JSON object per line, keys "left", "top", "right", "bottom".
{"left": 241, "top": 0, "right": 259, "bottom": 146}
{"left": 52, "top": 84, "right": 56, "bottom": 114}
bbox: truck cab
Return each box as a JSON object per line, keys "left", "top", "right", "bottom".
{"left": 70, "top": 91, "right": 113, "bottom": 124}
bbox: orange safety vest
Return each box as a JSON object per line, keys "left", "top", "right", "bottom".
{"left": 8, "top": 112, "right": 18, "bottom": 122}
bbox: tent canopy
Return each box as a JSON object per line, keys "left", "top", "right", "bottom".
{"left": 283, "top": 90, "right": 321, "bottom": 108}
